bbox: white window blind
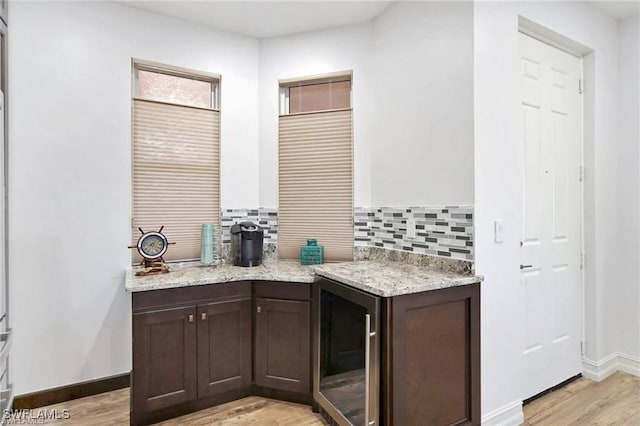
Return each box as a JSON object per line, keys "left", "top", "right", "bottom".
{"left": 132, "top": 65, "right": 220, "bottom": 263}
{"left": 278, "top": 108, "right": 353, "bottom": 261}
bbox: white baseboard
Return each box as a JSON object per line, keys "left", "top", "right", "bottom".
{"left": 617, "top": 353, "right": 640, "bottom": 377}
{"left": 582, "top": 352, "right": 640, "bottom": 381}
{"left": 482, "top": 400, "right": 524, "bottom": 426}
{"left": 582, "top": 352, "right": 619, "bottom": 381}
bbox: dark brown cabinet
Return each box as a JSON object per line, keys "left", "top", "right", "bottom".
{"left": 386, "top": 284, "right": 480, "bottom": 426}
{"left": 131, "top": 281, "right": 311, "bottom": 425}
{"left": 131, "top": 276, "right": 478, "bottom": 426}
{"left": 197, "top": 299, "right": 252, "bottom": 398}
{"left": 255, "top": 297, "right": 310, "bottom": 393}
{"left": 132, "top": 305, "right": 197, "bottom": 413}
{"left": 254, "top": 281, "right": 312, "bottom": 397}
{"left": 131, "top": 282, "right": 252, "bottom": 425}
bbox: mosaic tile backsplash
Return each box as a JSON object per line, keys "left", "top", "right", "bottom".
{"left": 220, "top": 206, "right": 474, "bottom": 262}
{"left": 221, "top": 208, "right": 278, "bottom": 244}
{"left": 354, "top": 206, "right": 474, "bottom": 261}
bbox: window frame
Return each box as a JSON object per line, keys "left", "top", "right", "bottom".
{"left": 278, "top": 70, "right": 352, "bottom": 115}
{"left": 132, "top": 58, "right": 221, "bottom": 110}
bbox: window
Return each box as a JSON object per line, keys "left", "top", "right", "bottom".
{"left": 131, "top": 60, "right": 220, "bottom": 262}
{"left": 137, "top": 69, "right": 216, "bottom": 109}
{"left": 278, "top": 72, "right": 353, "bottom": 262}
{"left": 283, "top": 80, "right": 351, "bottom": 114}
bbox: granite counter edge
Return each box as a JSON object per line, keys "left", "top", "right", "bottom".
{"left": 126, "top": 273, "right": 315, "bottom": 292}
{"left": 312, "top": 270, "right": 483, "bottom": 297}
{"left": 126, "top": 265, "right": 483, "bottom": 295}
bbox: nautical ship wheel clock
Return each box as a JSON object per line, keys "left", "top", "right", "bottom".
{"left": 128, "top": 226, "right": 175, "bottom": 276}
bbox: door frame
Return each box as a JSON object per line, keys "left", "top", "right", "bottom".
{"left": 517, "top": 17, "right": 589, "bottom": 390}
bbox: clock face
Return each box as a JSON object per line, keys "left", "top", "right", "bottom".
{"left": 137, "top": 232, "right": 168, "bottom": 259}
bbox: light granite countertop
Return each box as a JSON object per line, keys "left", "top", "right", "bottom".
{"left": 126, "top": 258, "right": 482, "bottom": 296}
{"left": 311, "top": 261, "right": 483, "bottom": 297}
{"left": 125, "top": 260, "right": 315, "bottom": 292}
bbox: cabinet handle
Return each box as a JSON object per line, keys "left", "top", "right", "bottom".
{"left": 365, "top": 314, "right": 371, "bottom": 426}
{"left": 257, "top": 306, "right": 261, "bottom": 314}
{"left": 188, "top": 314, "right": 194, "bottom": 322}
{"left": 201, "top": 313, "right": 207, "bottom": 321}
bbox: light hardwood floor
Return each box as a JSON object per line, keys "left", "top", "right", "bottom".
{"left": 17, "top": 391, "right": 325, "bottom": 425}
{"left": 523, "top": 371, "right": 640, "bottom": 425}
{"left": 13, "top": 371, "right": 639, "bottom": 425}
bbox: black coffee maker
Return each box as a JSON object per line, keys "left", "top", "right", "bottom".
{"left": 230, "top": 221, "right": 264, "bottom": 267}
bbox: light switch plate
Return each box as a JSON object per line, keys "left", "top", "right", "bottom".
{"left": 406, "top": 218, "right": 417, "bottom": 239}
{"left": 494, "top": 220, "right": 504, "bottom": 243}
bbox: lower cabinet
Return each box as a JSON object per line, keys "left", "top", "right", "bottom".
{"left": 132, "top": 305, "right": 197, "bottom": 414}
{"left": 197, "top": 299, "right": 252, "bottom": 398}
{"left": 130, "top": 281, "right": 311, "bottom": 426}
{"left": 255, "top": 297, "right": 310, "bottom": 393}
{"left": 131, "top": 282, "right": 254, "bottom": 425}
{"left": 131, "top": 278, "right": 479, "bottom": 426}
{"left": 386, "top": 283, "right": 481, "bottom": 425}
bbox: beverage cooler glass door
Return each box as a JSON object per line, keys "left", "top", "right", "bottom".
{"left": 313, "top": 278, "right": 380, "bottom": 426}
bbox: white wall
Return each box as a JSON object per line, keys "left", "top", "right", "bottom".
{"left": 370, "top": 1, "right": 474, "bottom": 206}
{"left": 617, "top": 13, "right": 640, "bottom": 359}
{"left": 11, "top": 0, "right": 476, "bottom": 396}
{"left": 258, "top": 1, "right": 475, "bottom": 208}
{"left": 258, "top": 23, "right": 374, "bottom": 208}
{"left": 9, "top": 1, "right": 259, "bottom": 394}
{"left": 475, "top": 1, "right": 621, "bottom": 422}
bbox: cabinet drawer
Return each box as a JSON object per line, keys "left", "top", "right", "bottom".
{"left": 255, "top": 281, "right": 310, "bottom": 301}
{"left": 133, "top": 281, "right": 251, "bottom": 313}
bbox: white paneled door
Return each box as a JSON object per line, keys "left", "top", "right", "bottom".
{"left": 519, "top": 32, "right": 583, "bottom": 400}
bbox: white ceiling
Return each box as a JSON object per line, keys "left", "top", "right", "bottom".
{"left": 119, "top": 0, "right": 638, "bottom": 39}
{"left": 591, "top": 0, "right": 640, "bottom": 20}
{"left": 119, "top": 0, "right": 395, "bottom": 38}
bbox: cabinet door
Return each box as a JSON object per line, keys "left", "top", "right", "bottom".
{"left": 255, "top": 298, "right": 310, "bottom": 394}
{"left": 132, "top": 306, "right": 197, "bottom": 413}
{"left": 197, "top": 299, "right": 252, "bottom": 398}
{"left": 391, "top": 284, "right": 480, "bottom": 426}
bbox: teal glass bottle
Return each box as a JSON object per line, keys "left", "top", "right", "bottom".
{"left": 201, "top": 223, "right": 217, "bottom": 265}
{"left": 299, "top": 239, "right": 324, "bottom": 265}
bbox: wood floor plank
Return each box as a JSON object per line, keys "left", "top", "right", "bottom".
{"left": 524, "top": 371, "right": 640, "bottom": 426}
{"left": 14, "top": 371, "right": 639, "bottom": 425}
{"left": 155, "top": 396, "right": 325, "bottom": 426}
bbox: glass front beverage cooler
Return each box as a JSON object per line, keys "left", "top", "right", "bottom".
{"left": 313, "top": 277, "right": 380, "bottom": 426}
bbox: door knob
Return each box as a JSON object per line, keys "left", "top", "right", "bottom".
{"left": 520, "top": 264, "right": 533, "bottom": 269}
